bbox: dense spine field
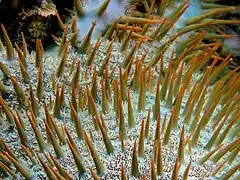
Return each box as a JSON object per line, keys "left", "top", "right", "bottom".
{"left": 0, "top": 0, "right": 240, "bottom": 179}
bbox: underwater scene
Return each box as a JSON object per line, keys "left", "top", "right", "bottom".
{"left": 0, "top": 0, "right": 240, "bottom": 179}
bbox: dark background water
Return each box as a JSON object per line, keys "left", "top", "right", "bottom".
{"left": 0, "top": 0, "right": 73, "bottom": 50}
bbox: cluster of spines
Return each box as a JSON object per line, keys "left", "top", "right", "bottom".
{"left": 1, "top": 0, "right": 240, "bottom": 179}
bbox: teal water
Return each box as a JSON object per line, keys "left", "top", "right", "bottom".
{"left": 76, "top": 0, "right": 128, "bottom": 41}
{"left": 175, "top": 0, "right": 201, "bottom": 28}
